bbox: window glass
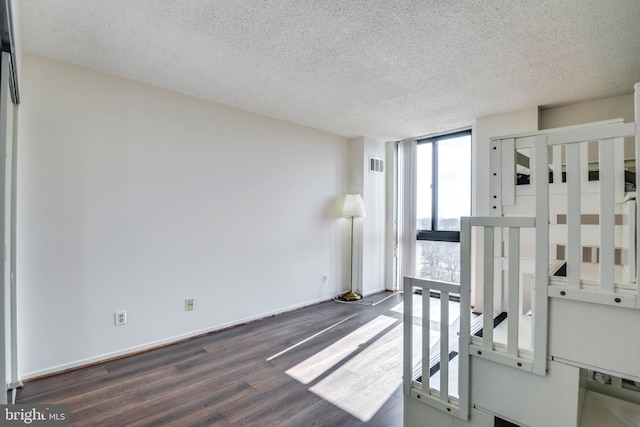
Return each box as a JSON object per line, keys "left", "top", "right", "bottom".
{"left": 416, "top": 143, "right": 433, "bottom": 231}
{"left": 415, "top": 241, "right": 461, "bottom": 283}
{"left": 437, "top": 135, "right": 471, "bottom": 231}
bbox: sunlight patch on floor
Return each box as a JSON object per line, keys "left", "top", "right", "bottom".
{"left": 266, "top": 314, "right": 357, "bottom": 362}
{"left": 308, "top": 321, "right": 404, "bottom": 422}
{"left": 391, "top": 301, "right": 401, "bottom": 314}
{"left": 285, "top": 315, "right": 397, "bottom": 385}
{"left": 283, "top": 295, "right": 465, "bottom": 422}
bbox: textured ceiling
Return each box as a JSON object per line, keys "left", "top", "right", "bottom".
{"left": 17, "top": 0, "right": 640, "bottom": 141}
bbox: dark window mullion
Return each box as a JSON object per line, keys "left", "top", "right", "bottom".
{"left": 431, "top": 141, "right": 438, "bottom": 232}
{"left": 417, "top": 230, "right": 460, "bottom": 242}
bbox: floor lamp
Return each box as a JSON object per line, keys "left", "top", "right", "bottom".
{"left": 341, "top": 194, "right": 366, "bottom": 301}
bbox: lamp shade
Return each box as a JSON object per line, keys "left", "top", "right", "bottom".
{"left": 342, "top": 194, "right": 366, "bottom": 218}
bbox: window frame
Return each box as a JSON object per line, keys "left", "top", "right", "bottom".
{"left": 416, "top": 129, "right": 472, "bottom": 243}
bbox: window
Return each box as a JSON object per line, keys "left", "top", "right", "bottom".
{"left": 415, "top": 130, "right": 471, "bottom": 283}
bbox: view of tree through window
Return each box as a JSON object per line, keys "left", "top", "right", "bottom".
{"left": 415, "top": 131, "right": 471, "bottom": 283}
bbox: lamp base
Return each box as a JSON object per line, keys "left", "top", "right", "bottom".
{"left": 340, "top": 290, "right": 362, "bottom": 301}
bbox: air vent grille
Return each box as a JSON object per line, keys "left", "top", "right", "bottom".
{"left": 370, "top": 157, "right": 384, "bottom": 173}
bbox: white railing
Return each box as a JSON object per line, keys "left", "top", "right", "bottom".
{"left": 461, "top": 216, "right": 548, "bottom": 375}
{"left": 403, "top": 276, "right": 470, "bottom": 419}
{"left": 492, "top": 121, "right": 638, "bottom": 309}
{"left": 542, "top": 125, "right": 638, "bottom": 308}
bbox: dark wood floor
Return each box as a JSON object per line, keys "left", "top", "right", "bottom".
{"left": 16, "top": 292, "right": 405, "bottom": 426}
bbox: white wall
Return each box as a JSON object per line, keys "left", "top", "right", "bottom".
{"left": 347, "top": 136, "right": 387, "bottom": 296}
{"left": 17, "top": 54, "right": 352, "bottom": 377}
{"left": 540, "top": 93, "right": 634, "bottom": 129}
{"left": 540, "top": 93, "right": 635, "bottom": 158}
{"left": 362, "top": 138, "right": 387, "bottom": 295}
{"left": 385, "top": 141, "right": 397, "bottom": 291}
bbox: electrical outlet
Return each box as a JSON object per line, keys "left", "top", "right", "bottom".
{"left": 115, "top": 310, "right": 127, "bottom": 326}
{"left": 185, "top": 298, "right": 195, "bottom": 311}
{"left": 323, "top": 274, "right": 329, "bottom": 284}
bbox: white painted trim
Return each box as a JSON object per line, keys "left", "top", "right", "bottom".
{"left": 566, "top": 142, "right": 581, "bottom": 289}
{"left": 547, "top": 122, "right": 635, "bottom": 146}
{"left": 551, "top": 356, "right": 640, "bottom": 383}
{"left": 403, "top": 277, "right": 413, "bottom": 397}
{"left": 599, "top": 138, "right": 615, "bottom": 293}
{"left": 469, "top": 344, "right": 533, "bottom": 372}
{"left": 489, "top": 118, "right": 624, "bottom": 141}
{"left": 469, "top": 216, "right": 535, "bottom": 228}
{"left": 635, "top": 83, "right": 640, "bottom": 309}
{"left": 614, "top": 137, "right": 625, "bottom": 203}
{"left": 0, "top": 52, "right": 9, "bottom": 403}
{"left": 421, "top": 289, "right": 430, "bottom": 394}
{"left": 482, "top": 227, "right": 494, "bottom": 350}
{"left": 361, "top": 286, "right": 388, "bottom": 297}
{"left": 502, "top": 138, "right": 515, "bottom": 206}
{"left": 9, "top": 105, "right": 17, "bottom": 396}
{"left": 507, "top": 228, "right": 520, "bottom": 358}
{"left": 458, "top": 217, "right": 471, "bottom": 420}
{"left": 548, "top": 286, "right": 635, "bottom": 308}
{"left": 533, "top": 136, "right": 549, "bottom": 376}
{"left": 439, "top": 292, "right": 449, "bottom": 402}
{"left": 386, "top": 141, "right": 398, "bottom": 291}
{"left": 406, "top": 277, "right": 460, "bottom": 294}
{"left": 490, "top": 140, "right": 502, "bottom": 216}
{"left": 551, "top": 144, "right": 562, "bottom": 186}
{"left": 409, "top": 388, "right": 460, "bottom": 417}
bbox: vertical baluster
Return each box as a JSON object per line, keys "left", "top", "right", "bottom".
{"left": 580, "top": 142, "right": 589, "bottom": 187}
{"left": 483, "top": 227, "right": 495, "bottom": 349}
{"left": 552, "top": 145, "right": 562, "bottom": 185}
{"left": 458, "top": 217, "right": 471, "bottom": 419}
{"left": 507, "top": 227, "right": 520, "bottom": 357}
{"left": 566, "top": 143, "right": 581, "bottom": 289}
{"left": 600, "top": 139, "right": 615, "bottom": 293}
{"left": 403, "top": 277, "right": 413, "bottom": 396}
{"left": 635, "top": 83, "right": 640, "bottom": 309}
{"left": 614, "top": 137, "right": 624, "bottom": 203}
{"left": 422, "top": 285, "right": 430, "bottom": 393}
{"left": 533, "top": 136, "right": 549, "bottom": 376}
{"left": 440, "top": 291, "right": 449, "bottom": 402}
{"left": 502, "top": 138, "right": 515, "bottom": 206}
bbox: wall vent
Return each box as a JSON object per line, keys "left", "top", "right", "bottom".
{"left": 369, "top": 157, "right": 384, "bottom": 173}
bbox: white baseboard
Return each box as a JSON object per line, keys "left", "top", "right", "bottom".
{"left": 20, "top": 295, "right": 334, "bottom": 380}
{"left": 362, "top": 287, "right": 389, "bottom": 297}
